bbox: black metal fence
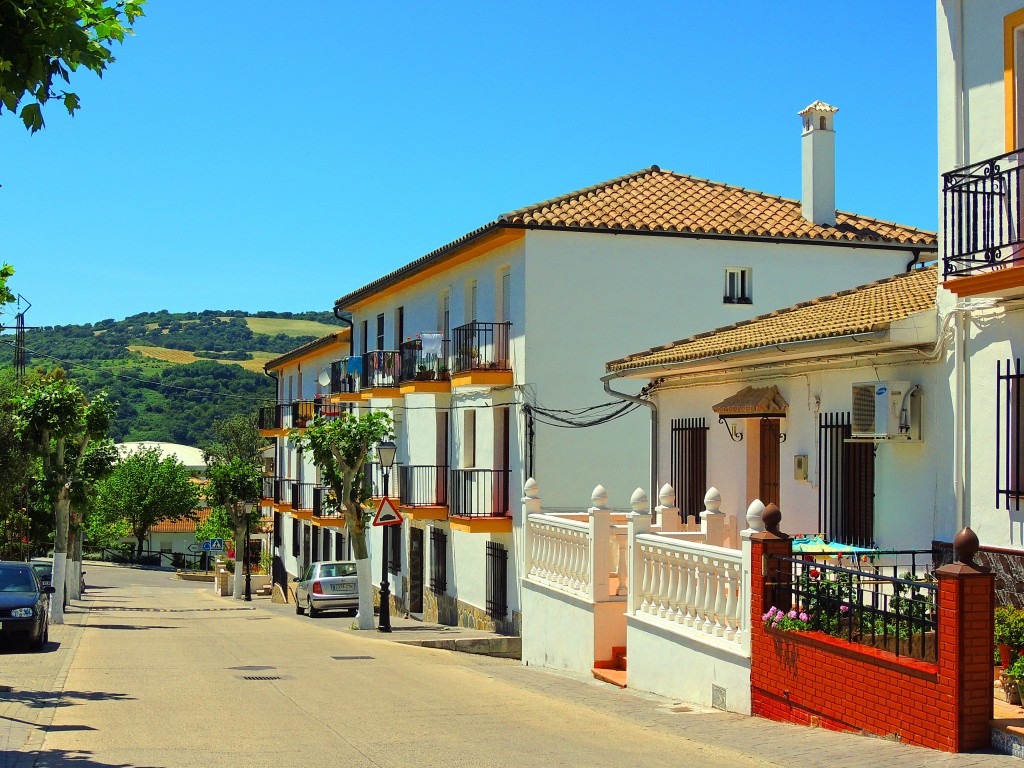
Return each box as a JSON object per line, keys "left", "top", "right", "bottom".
{"left": 274, "top": 477, "right": 291, "bottom": 506}
{"left": 670, "top": 417, "right": 707, "bottom": 523}
{"left": 997, "top": 358, "right": 1024, "bottom": 511}
{"left": 399, "top": 338, "right": 451, "bottom": 383}
{"left": 291, "top": 400, "right": 317, "bottom": 428}
{"left": 361, "top": 350, "right": 401, "bottom": 389}
{"left": 943, "top": 148, "right": 1024, "bottom": 277}
{"left": 818, "top": 412, "right": 875, "bottom": 547}
{"left": 291, "top": 482, "right": 314, "bottom": 511}
{"left": 430, "top": 527, "right": 447, "bottom": 593}
{"left": 85, "top": 546, "right": 204, "bottom": 570}
{"left": 398, "top": 465, "right": 448, "bottom": 507}
{"left": 330, "top": 359, "right": 360, "bottom": 395}
{"left": 452, "top": 322, "right": 511, "bottom": 373}
{"left": 767, "top": 550, "right": 939, "bottom": 661}
{"left": 449, "top": 469, "right": 509, "bottom": 517}
{"left": 362, "top": 462, "right": 401, "bottom": 500}
{"left": 258, "top": 404, "right": 289, "bottom": 430}
{"left": 261, "top": 475, "right": 275, "bottom": 500}
{"left": 486, "top": 541, "right": 508, "bottom": 619}
{"left": 313, "top": 486, "right": 342, "bottom": 518}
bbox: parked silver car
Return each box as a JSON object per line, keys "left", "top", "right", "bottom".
{"left": 294, "top": 561, "right": 358, "bottom": 617}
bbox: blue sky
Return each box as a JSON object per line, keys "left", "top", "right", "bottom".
{"left": 0, "top": 1, "right": 938, "bottom": 329}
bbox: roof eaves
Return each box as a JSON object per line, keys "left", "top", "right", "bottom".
{"left": 264, "top": 330, "right": 348, "bottom": 371}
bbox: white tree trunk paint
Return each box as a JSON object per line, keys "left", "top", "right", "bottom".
{"left": 51, "top": 552, "right": 67, "bottom": 625}
{"left": 233, "top": 518, "right": 247, "bottom": 600}
{"left": 51, "top": 491, "right": 70, "bottom": 624}
{"left": 354, "top": 558, "right": 374, "bottom": 630}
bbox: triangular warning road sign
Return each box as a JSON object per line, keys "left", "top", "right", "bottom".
{"left": 372, "top": 497, "right": 403, "bottom": 526}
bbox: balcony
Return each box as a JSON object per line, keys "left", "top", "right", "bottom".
{"left": 362, "top": 461, "right": 402, "bottom": 502}
{"left": 260, "top": 475, "right": 275, "bottom": 502}
{"left": 291, "top": 481, "right": 314, "bottom": 519}
{"left": 329, "top": 359, "right": 364, "bottom": 402}
{"left": 449, "top": 468, "right": 512, "bottom": 532}
{"left": 399, "top": 338, "right": 451, "bottom": 394}
{"left": 312, "top": 485, "right": 346, "bottom": 527}
{"left": 258, "top": 404, "right": 290, "bottom": 435}
{"left": 361, "top": 350, "right": 402, "bottom": 398}
{"left": 273, "top": 477, "right": 293, "bottom": 508}
{"left": 398, "top": 465, "right": 448, "bottom": 520}
{"left": 943, "top": 148, "right": 1024, "bottom": 297}
{"left": 451, "top": 322, "right": 512, "bottom": 387}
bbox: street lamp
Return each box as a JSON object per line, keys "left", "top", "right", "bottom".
{"left": 243, "top": 500, "right": 255, "bottom": 602}
{"left": 376, "top": 440, "right": 397, "bottom": 633}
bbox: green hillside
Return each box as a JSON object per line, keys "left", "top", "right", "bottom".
{"left": 0, "top": 309, "right": 345, "bottom": 447}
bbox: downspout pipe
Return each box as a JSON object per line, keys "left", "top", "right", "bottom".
{"left": 333, "top": 306, "right": 355, "bottom": 359}
{"left": 602, "top": 374, "right": 658, "bottom": 517}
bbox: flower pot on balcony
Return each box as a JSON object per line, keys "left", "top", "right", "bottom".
{"left": 1001, "top": 643, "right": 1017, "bottom": 669}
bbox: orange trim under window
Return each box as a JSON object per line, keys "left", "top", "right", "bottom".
{"left": 1004, "top": 9, "right": 1024, "bottom": 151}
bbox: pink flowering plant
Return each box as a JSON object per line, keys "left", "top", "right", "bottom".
{"left": 762, "top": 605, "right": 812, "bottom": 631}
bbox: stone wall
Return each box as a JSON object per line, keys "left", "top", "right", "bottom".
{"left": 935, "top": 540, "right": 1024, "bottom": 608}
{"left": 423, "top": 588, "right": 521, "bottom": 636}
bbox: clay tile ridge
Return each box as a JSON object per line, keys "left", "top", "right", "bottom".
{"left": 606, "top": 265, "right": 938, "bottom": 373}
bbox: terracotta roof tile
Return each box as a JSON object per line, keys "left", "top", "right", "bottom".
{"left": 151, "top": 508, "right": 211, "bottom": 534}
{"left": 606, "top": 265, "right": 938, "bottom": 373}
{"left": 502, "top": 167, "right": 936, "bottom": 246}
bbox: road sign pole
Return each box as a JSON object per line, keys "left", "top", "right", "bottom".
{"left": 379, "top": 471, "right": 392, "bottom": 633}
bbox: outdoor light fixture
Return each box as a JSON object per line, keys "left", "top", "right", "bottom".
{"left": 377, "top": 440, "right": 397, "bottom": 633}
{"left": 243, "top": 499, "right": 255, "bottom": 602}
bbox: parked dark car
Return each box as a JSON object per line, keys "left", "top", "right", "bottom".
{"left": 0, "top": 562, "right": 53, "bottom": 650}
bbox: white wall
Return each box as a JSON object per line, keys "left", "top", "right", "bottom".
{"left": 521, "top": 581, "right": 597, "bottom": 674}
{"left": 524, "top": 229, "right": 923, "bottom": 511}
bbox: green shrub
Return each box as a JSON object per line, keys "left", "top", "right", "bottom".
{"left": 996, "top": 607, "right": 1024, "bottom": 650}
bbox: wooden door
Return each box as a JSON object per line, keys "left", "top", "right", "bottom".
{"left": 758, "top": 419, "right": 781, "bottom": 505}
{"left": 409, "top": 527, "right": 424, "bottom": 614}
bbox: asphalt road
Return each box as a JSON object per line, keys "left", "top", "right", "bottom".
{"left": 0, "top": 564, "right": 1015, "bottom": 768}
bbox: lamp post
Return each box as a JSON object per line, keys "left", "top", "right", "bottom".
{"left": 243, "top": 500, "right": 255, "bottom": 602}
{"left": 376, "top": 440, "right": 397, "bottom": 633}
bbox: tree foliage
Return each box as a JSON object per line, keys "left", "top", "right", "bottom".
{"left": 0, "top": 263, "right": 14, "bottom": 307}
{"left": 94, "top": 446, "right": 199, "bottom": 555}
{"left": 0, "top": 0, "right": 146, "bottom": 132}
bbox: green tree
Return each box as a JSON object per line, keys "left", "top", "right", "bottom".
{"left": 94, "top": 446, "right": 199, "bottom": 558}
{"left": 292, "top": 411, "right": 393, "bottom": 629}
{"left": 16, "top": 369, "right": 113, "bottom": 622}
{"left": 0, "top": 263, "right": 14, "bottom": 306}
{"left": 203, "top": 414, "right": 263, "bottom": 599}
{"left": 0, "top": 0, "right": 146, "bottom": 132}
{"left": 0, "top": 373, "right": 32, "bottom": 533}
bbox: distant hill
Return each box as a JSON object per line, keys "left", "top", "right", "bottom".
{"left": 0, "top": 309, "right": 345, "bottom": 447}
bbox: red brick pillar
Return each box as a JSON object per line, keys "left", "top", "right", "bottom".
{"left": 749, "top": 503, "right": 793, "bottom": 617}
{"left": 935, "top": 527, "right": 995, "bottom": 752}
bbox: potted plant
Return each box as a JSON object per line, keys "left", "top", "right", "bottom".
{"left": 995, "top": 606, "right": 1024, "bottom": 668}
{"left": 1005, "top": 654, "right": 1024, "bottom": 705}
{"left": 416, "top": 365, "right": 430, "bottom": 381}
{"left": 437, "top": 364, "right": 449, "bottom": 381}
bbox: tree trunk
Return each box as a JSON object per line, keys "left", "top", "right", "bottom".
{"left": 51, "top": 488, "right": 71, "bottom": 625}
{"left": 136, "top": 535, "right": 145, "bottom": 561}
{"left": 67, "top": 506, "right": 82, "bottom": 600}
{"left": 348, "top": 508, "right": 373, "bottom": 629}
{"left": 233, "top": 516, "right": 247, "bottom": 600}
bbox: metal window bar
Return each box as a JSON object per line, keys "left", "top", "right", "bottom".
{"left": 363, "top": 463, "right": 402, "bottom": 500}
{"left": 818, "top": 412, "right": 875, "bottom": 548}
{"left": 273, "top": 477, "right": 291, "bottom": 506}
{"left": 261, "top": 475, "right": 275, "bottom": 500}
{"left": 291, "top": 482, "right": 314, "bottom": 512}
{"left": 486, "top": 541, "right": 508, "bottom": 619}
{"left": 360, "top": 350, "right": 401, "bottom": 389}
{"left": 449, "top": 469, "right": 510, "bottom": 518}
{"left": 430, "top": 527, "right": 447, "bottom": 593}
{"left": 767, "top": 550, "right": 939, "bottom": 662}
{"left": 258, "top": 405, "right": 283, "bottom": 430}
{"left": 452, "top": 322, "right": 511, "bottom": 373}
{"left": 398, "top": 465, "right": 448, "bottom": 507}
{"left": 942, "top": 147, "right": 1024, "bottom": 278}
{"left": 998, "top": 358, "right": 1024, "bottom": 512}
{"left": 399, "top": 338, "right": 451, "bottom": 383}
{"left": 670, "top": 418, "right": 708, "bottom": 523}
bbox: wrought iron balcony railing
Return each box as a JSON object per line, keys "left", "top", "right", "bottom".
{"left": 449, "top": 468, "right": 510, "bottom": 518}
{"left": 273, "top": 477, "right": 293, "bottom": 505}
{"left": 261, "top": 475, "right": 275, "bottom": 500}
{"left": 943, "top": 148, "right": 1024, "bottom": 277}
{"left": 330, "top": 358, "right": 362, "bottom": 395}
{"left": 312, "top": 486, "right": 343, "bottom": 518}
{"left": 360, "top": 350, "right": 401, "bottom": 390}
{"left": 452, "top": 322, "right": 511, "bottom": 373}
{"left": 399, "top": 338, "right": 451, "bottom": 383}
{"left": 291, "top": 481, "right": 314, "bottom": 511}
{"left": 362, "top": 461, "right": 402, "bottom": 499}
{"left": 258, "top": 404, "right": 291, "bottom": 431}
{"left": 398, "top": 465, "right": 448, "bottom": 507}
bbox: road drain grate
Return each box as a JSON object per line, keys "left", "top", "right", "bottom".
{"left": 242, "top": 675, "right": 282, "bottom": 681}
{"left": 228, "top": 666, "right": 275, "bottom": 671}
{"left": 332, "top": 655, "right": 374, "bottom": 661}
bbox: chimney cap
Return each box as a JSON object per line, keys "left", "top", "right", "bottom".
{"left": 798, "top": 100, "right": 839, "bottom": 117}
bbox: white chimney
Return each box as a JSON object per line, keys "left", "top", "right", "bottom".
{"left": 798, "top": 100, "right": 839, "bottom": 227}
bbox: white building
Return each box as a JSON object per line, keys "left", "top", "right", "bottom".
{"left": 326, "top": 106, "right": 934, "bottom": 634}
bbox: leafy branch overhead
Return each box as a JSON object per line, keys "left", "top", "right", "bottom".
{"left": 0, "top": 1, "right": 146, "bottom": 133}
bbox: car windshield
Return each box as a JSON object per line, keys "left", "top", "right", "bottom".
{"left": 0, "top": 568, "right": 36, "bottom": 592}
{"left": 319, "top": 563, "right": 356, "bottom": 578}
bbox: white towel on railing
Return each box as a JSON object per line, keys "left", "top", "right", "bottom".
{"left": 421, "top": 332, "right": 443, "bottom": 356}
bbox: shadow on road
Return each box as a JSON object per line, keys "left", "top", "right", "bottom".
{"left": 0, "top": 689, "right": 134, "bottom": 709}
{"left": 83, "top": 625, "right": 178, "bottom": 631}
{"left": 6, "top": 747, "right": 158, "bottom": 767}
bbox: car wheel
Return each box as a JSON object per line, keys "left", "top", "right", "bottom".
{"left": 307, "top": 598, "right": 319, "bottom": 618}
{"left": 295, "top": 599, "right": 305, "bottom": 615}
{"left": 30, "top": 622, "right": 46, "bottom": 652}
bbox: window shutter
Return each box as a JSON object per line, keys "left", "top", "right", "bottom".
{"left": 501, "top": 269, "right": 511, "bottom": 323}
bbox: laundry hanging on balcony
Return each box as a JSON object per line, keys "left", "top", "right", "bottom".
{"left": 421, "top": 332, "right": 443, "bottom": 356}
{"left": 346, "top": 357, "right": 363, "bottom": 376}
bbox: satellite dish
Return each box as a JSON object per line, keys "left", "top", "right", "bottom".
{"left": 317, "top": 368, "right": 331, "bottom": 387}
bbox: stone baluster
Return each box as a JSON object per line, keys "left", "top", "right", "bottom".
{"left": 628, "top": 503, "right": 651, "bottom": 615}
{"left": 523, "top": 478, "right": 541, "bottom": 577}
{"left": 674, "top": 551, "right": 689, "bottom": 625}
{"left": 701, "top": 487, "right": 726, "bottom": 547}
{"left": 702, "top": 556, "right": 716, "bottom": 634}
{"left": 712, "top": 557, "right": 727, "bottom": 637}
{"left": 682, "top": 553, "right": 697, "bottom": 626}
{"left": 724, "top": 560, "right": 739, "bottom": 642}
{"left": 655, "top": 484, "right": 680, "bottom": 532}
{"left": 690, "top": 555, "right": 705, "bottom": 627}
{"left": 665, "top": 550, "right": 679, "bottom": 622}
{"left": 648, "top": 544, "right": 663, "bottom": 615}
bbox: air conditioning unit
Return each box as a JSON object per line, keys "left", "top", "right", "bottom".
{"left": 850, "top": 381, "right": 921, "bottom": 441}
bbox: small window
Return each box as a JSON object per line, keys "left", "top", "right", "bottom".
{"left": 439, "top": 291, "right": 451, "bottom": 339}
{"left": 376, "top": 313, "right": 385, "bottom": 350}
{"left": 430, "top": 527, "right": 447, "bottom": 593}
{"left": 497, "top": 267, "right": 511, "bottom": 323}
{"left": 998, "top": 359, "right": 1024, "bottom": 510}
{"left": 463, "top": 410, "right": 476, "bottom": 468}
{"left": 466, "top": 280, "right": 478, "bottom": 323}
{"left": 724, "top": 267, "right": 753, "bottom": 304}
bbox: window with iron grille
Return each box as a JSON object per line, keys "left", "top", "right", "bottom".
{"left": 486, "top": 541, "right": 508, "bottom": 619}
{"left": 670, "top": 418, "right": 708, "bottom": 523}
{"left": 818, "top": 412, "right": 875, "bottom": 547}
{"left": 998, "top": 358, "right": 1024, "bottom": 510}
{"left": 388, "top": 526, "right": 400, "bottom": 574}
{"left": 291, "top": 517, "right": 299, "bottom": 557}
{"left": 429, "top": 527, "right": 447, "bottom": 593}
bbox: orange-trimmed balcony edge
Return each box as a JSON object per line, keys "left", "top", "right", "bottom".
{"left": 448, "top": 515, "right": 512, "bottom": 533}
{"left": 400, "top": 505, "right": 448, "bottom": 521}
{"left": 944, "top": 263, "right": 1024, "bottom": 299}
{"left": 450, "top": 370, "right": 513, "bottom": 388}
